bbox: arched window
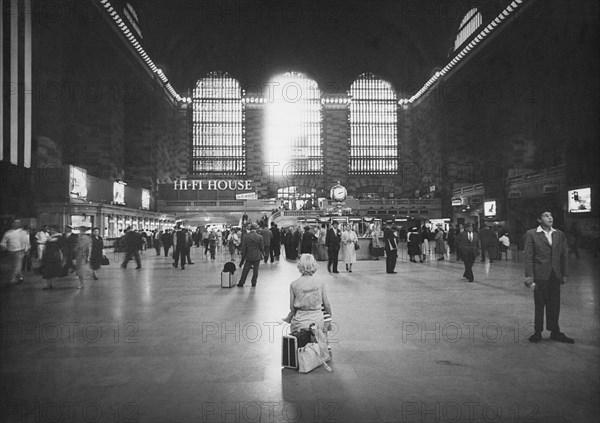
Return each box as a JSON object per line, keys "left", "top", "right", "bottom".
{"left": 454, "top": 8, "right": 482, "bottom": 51}
{"left": 264, "top": 72, "right": 322, "bottom": 174}
{"left": 349, "top": 74, "right": 398, "bottom": 174}
{"left": 191, "top": 72, "right": 244, "bottom": 175}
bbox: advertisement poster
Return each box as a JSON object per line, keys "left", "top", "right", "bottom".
{"left": 568, "top": 188, "right": 591, "bottom": 213}
{"left": 69, "top": 166, "right": 88, "bottom": 199}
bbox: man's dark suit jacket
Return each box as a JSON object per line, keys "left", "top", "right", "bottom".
{"left": 240, "top": 231, "right": 264, "bottom": 261}
{"left": 456, "top": 231, "right": 480, "bottom": 257}
{"left": 524, "top": 228, "right": 568, "bottom": 281}
{"left": 326, "top": 227, "right": 341, "bottom": 248}
{"left": 383, "top": 227, "right": 398, "bottom": 252}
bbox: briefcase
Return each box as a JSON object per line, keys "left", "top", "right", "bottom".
{"left": 372, "top": 246, "right": 385, "bottom": 257}
{"left": 221, "top": 271, "right": 237, "bottom": 288}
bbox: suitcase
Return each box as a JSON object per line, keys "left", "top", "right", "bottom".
{"left": 282, "top": 335, "right": 299, "bottom": 369}
{"left": 282, "top": 330, "right": 312, "bottom": 369}
{"left": 221, "top": 271, "right": 237, "bottom": 288}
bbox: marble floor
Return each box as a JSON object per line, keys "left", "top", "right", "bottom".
{"left": 1, "top": 247, "right": 598, "bottom": 423}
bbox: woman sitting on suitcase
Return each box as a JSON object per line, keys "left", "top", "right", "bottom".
{"left": 283, "top": 254, "right": 332, "bottom": 334}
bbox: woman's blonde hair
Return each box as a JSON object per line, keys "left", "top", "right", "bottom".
{"left": 297, "top": 253, "right": 318, "bottom": 276}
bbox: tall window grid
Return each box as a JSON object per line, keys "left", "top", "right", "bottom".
{"left": 349, "top": 74, "right": 398, "bottom": 174}
{"left": 264, "top": 72, "right": 322, "bottom": 174}
{"left": 191, "top": 72, "right": 244, "bottom": 175}
{"left": 454, "top": 8, "right": 482, "bottom": 51}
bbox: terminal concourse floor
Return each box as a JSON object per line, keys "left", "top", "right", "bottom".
{"left": 1, "top": 247, "right": 599, "bottom": 423}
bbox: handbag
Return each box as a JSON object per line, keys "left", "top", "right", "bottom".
{"left": 354, "top": 242, "right": 360, "bottom": 251}
{"left": 298, "top": 343, "right": 323, "bottom": 373}
{"left": 101, "top": 255, "right": 110, "bottom": 265}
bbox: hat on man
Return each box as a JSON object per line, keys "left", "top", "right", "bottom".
{"left": 332, "top": 221, "right": 339, "bottom": 225}
{"left": 464, "top": 223, "right": 473, "bottom": 228}
{"left": 304, "top": 225, "right": 311, "bottom": 231}
{"left": 250, "top": 222, "right": 259, "bottom": 230}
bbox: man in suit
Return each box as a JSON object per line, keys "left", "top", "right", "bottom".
{"left": 237, "top": 223, "right": 264, "bottom": 287}
{"left": 524, "top": 211, "right": 573, "bottom": 343}
{"left": 326, "top": 221, "right": 341, "bottom": 273}
{"left": 269, "top": 222, "right": 281, "bottom": 262}
{"left": 259, "top": 222, "right": 272, "bottom": 264}
{"left": 383, "top": 222, "right": 398, "bottom": 274}
{"left": 456, "top": 223, "right": 480, "bottom": 282}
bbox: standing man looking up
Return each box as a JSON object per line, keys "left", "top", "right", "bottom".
{"left": 326, "top": 221, "right": 341, "bottom": 273}
{"left": 456, "top": 223, "right": 480, "bottom": 282}
{"left": 524, "top": 211, "right": 573, "bottom": 344}
{"left": 237, "top": 223, "right": 264, "bottom": 287}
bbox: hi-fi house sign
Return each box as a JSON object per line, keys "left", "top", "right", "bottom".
{"left": 173, "top": 180, "right": 253, "bottom": 191}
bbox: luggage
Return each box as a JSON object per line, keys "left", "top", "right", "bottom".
{"left": 221, "top": 271, "right": 238, "bottom": 288}
{"left": 282, "top": 334, "right": 299, "bottom": 369}
{"left": 372, "top": 246, "right": 385, "bottom": 257}
{"left": 282, "top": 329, "right": 313, "bottom": 369}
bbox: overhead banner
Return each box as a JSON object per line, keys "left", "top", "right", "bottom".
{"left": 236, "top": 192, "right": 257, "bottom": 200}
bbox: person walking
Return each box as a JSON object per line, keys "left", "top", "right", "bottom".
{"left": 371, "top": 225, "right": 382, "bottom": 260}
{"left": 208, "top": 229, "right": 217, "bottom": 260}
{"left": 1, "top": 219, "right": 31, "bottom": 285}
{"left": 121, "top": 226, "right": 143, "bottom": 269}
{"left": 407, "top": 227, "right": 423, "bottom": 263}
{"left": 479, "top": 224, "right": 499, "bottom": 263}
{"left": 184, "top": 228, "right": 194, "bottom": 265}
{"left": 300, "top": 226, "right": 317, "bottom": 255}
{"left": 237, "top": 223, "right": 264, "bottom": 287}
{"left": 447, "top": 224, "right": 456, "bottom": 256}
{"left": 41, "top": 226, "right": 65, "bottom": 290}
{"left": 383, "top": 222, "right": 398, "bottom": 273}
{"left": 172, "top": 226, "right": 187, "bottom": 269}
{"left": 259, "top": 223, "right": 273, "bottom": 264}
{"left": 153, "top": 229, "right": 162, "bottom": 256}
{"left": 89, "top": 227, "right": 104, "bottom": 280}
{"left": 567, "top": 222, "right": 581, "bottom": 259}
{"left": 326, "top": 221, "right": 341, "bottom": 273}
{"left": 341, "top": 225, "right": 358, "bottom": 273}
{"left": 161, "top": 229, "right": 172, "bottom": 257}
{"left": 524, "top": 211, "right": 574, "bottom": 344}
{"left": 456, "top": 223, "right": 480, "bottom": 282}
{"left": 316, "top": 223, "right": 328, "bottom": 261}
{"left": 75, "top": 226, "right": 92, "bottom": 289}
{"left": 227, "top": 228, "right": 240, "bottom": 261}
{"left": 35, "top": 225, "right": 49, "bottom": 262}
{"left": 269, "top": 222, "right": 281, "bottom": 262}
{"left": 62, "top": 225, "right": 78, "bottom": 273}
{"left": 435, "top": 224, "right": 446, "bottom": 261}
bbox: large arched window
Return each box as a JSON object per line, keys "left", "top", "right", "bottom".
{"left": 454, "top": 8, "right": 482, "bottom": 51}
{"left": 264, "top": 72, "right": 322, "bottom": 174}
{"left": 349, "top": 74, "right": 398, "bottom": 174}
{"left": 191, "top": 72, "right": 244, "bottom": 175}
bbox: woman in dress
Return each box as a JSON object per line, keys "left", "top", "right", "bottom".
{"left": 286, "top": 254, "right": 332, "bottom": 334}
{"left": 42, "top": 226, "right": 65, "bottom": 290}
{"left": 341, "top": 225, "right": 358, "bottom": 272}
{"left": 89, "top": 227, "right": 104, "bottom": 280}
